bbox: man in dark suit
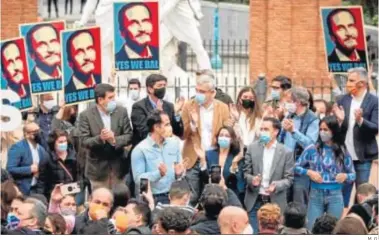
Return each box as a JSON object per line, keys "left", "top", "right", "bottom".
{"left": 326, "top": 9, "right": 367, "bottom": 63}
{"left": 131, "top": 74, "right": 183, "bottom": 145}
{"left": 244, "top": 117, "right": 294, "bottom": 233}
{"left": 6, "top": 122, "right": 49, "bottom": 196}
{"left": 333, "top": 67, "right": 378, "bottom": 208}
{"left": 115, "top": 3, "right": 159, "bottom": 62}
{"left": 1, "top": 41, "right": 31, "bottom": 99}
{"left": 78, "top": 83, "right": 133, "bottom": 190}
{"left": 65, "top": 29, "right": 101, "bottom": 93}
{"left": 26, "top": 24, "right": 62, "bottom": 83}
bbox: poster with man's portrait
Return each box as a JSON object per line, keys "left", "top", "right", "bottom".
{"left": 320, "top": 6, "right": 369, "bottom": 73}
{"left": 1, "top": 38, "right": 33, "bottom": 111}
{"left": 61, "top": 27, "right": 102, "bottom": 106}
{"left": 113, "top": 1, "right": 160, "bottom": 72}
{"left": 19, "top": 21, "right": 66, "bottom": 94}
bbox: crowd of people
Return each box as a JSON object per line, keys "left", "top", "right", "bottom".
{"left": 1, "top": 67, "right": 378, "bottom": 235}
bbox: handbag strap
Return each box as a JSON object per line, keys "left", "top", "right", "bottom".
{"left": 57, "top": 160, "right": 74, "bottom": 182}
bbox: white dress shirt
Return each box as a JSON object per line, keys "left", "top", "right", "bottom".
{"left": 28, "top": 141, "right": 40, "bottom": 186}
{"left": 345, "top": 90, "right": 366, "bottom": 161}
{"left": 238, "top": 112, "right": 261, "bottom": 146}
{"left": 259, "top": 141, "right": 277, "bottom": 195}
{"left": 191, "top": 102, "right": 215, "bottom": 151}
{"left": 97, "top": 106, "right": 111, "bottom": 130}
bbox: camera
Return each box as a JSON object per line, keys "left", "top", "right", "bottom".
{"left": 60, "top": 182, "right": 81, "bottom": 196}
{"left": 140, "top": 178, "right": 149, "bottom": 194}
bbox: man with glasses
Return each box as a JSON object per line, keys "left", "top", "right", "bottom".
{"left": 2, "top": 198, "right": 47, "bottom": 234}
{"left": 73, "top": 187, "right": 114, "bottom": 234}
{"left": 6, "top": 122, "right": 50, "bottom": 196}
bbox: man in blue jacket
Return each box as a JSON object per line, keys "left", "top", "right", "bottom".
{"left": 6, "top": 122, "right": 49, "bottom": 196}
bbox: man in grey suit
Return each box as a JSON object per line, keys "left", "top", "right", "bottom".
{"left": 244, "top": 117, "right": 294, "bottom": 233}
{"left": 79, "top": 83, "right": 133, "bottom": 190}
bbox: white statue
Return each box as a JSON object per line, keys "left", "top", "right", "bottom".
{"left": 160, "top": 0, "right": 211, "bottom": 81}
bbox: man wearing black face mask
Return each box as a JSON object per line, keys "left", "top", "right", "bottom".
{"left": 6, "top": 122, "right": 49, "bottom": 196}
{"left": 131, "top": 74, "right": 183, "bottom": 146}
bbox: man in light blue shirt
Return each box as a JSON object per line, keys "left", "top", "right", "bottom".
{"left": 132, "top": 109, "right": 185, "bottom": 205}
{"left": 280, "top": 87, "right": 319, "bottom": 208}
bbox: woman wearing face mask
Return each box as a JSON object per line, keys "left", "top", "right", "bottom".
{"left": 230, "top": 87, "right": 262, "bottom": 147}
{"left": 195, "top": 126, "right": 245, "bottom": 201}
{"left": 45, "top": 130, "right": 77, "bottom": 200}
{"left": 296, "top": 115, "right": 356, "bottom": 230}
{"left": 44, "top": 213, "right": 67, "bottom": 234}
{"left": 48, "top": 184, "right": 78, "bottom": 217}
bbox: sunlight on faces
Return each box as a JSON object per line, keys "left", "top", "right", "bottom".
{"left": 240, "top": 90, "right": 255, "bottom": 104}
{"left": 314, "top": 101, "right": 327, "bottom": 114}
{"left": 124, "top": 5, "right": 153, "bottom": 45}
{"left": 260, "top": 120, "right": 278, "bottom": 140}
{"left": 32, "top": 26, "right": 61, "bottom": 66}
{"left": 155, "top": 114, "right": 171, "bottom": 138}
{"left": 195, "top": 82, "right": 215, "bottom": 103}
{"left": 55, "top": 135, "right": 68, "bottom": 149}
{"left": 319, "top": 121, "right": 332, "bottom": 135}
{"left": 148, "top": 80, "right": 166, "bottom": 95}
{"left": 124, "top": 203, "right": 142, "bottom": 228}
{"left": 2, "top": 43, "right": 24, "bottom": 84}
{"left": 331, "top": 11, "right": 358, "bottom": 50}
{"left": 71, "top": 32, "right": 96, "bottom": 74}
{"left": 219, "top": 128, "right": 231, "bottom": 138}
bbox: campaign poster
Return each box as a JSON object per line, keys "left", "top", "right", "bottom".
{"left": 61, "top": 27, "right": 102, "bottom": 106}
{"left": 320, "top": 6, "right": 369, "bottom": 74}
{"left": 19, "top": 21, "right": 66, "bottom": 94}
{"left": 1, "top": 38, "right": 33, "bottom": 111}
{"left": 113, "top": 1, "right": 160, "bottom": 72}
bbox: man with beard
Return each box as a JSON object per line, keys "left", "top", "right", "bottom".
{"left": 65, "top": 30, "right": 101, "bottom": 93}
{"left": 326, "top": 9, "right": 367, "bottom": 63}
{"left": 26, "top": 24, "right": 62, "bottom": 83}
{"left": 115, "top": 3, "right": 158, "bottom": 61}
{"left": 1, "top": 41, "right": 31, "bottom": 99}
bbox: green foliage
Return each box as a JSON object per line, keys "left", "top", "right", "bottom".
{"left": 342, "top": 0, "right": 378, "bottom": 26}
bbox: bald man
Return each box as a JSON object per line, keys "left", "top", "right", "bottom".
{"left": 218, "top": 206, "right": 253, "bottom": 234}
{"left": 6, "top": 122, "right": 50, "bottom": 196}
{"left": 73, "top": 187, "right": 114, "bottom": 234}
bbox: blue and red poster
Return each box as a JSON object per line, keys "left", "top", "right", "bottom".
{"left": 61, "top": 27, "right": 102, "bottom": 106}
{"left": 19, "top": 21, "right": 66, "bottom": 94}
{"left": 320, "top": 6, "right": 369, "bottom": 73}
{"left": 1, "top": 38, "right": 33, "bottom": 111}
{"left": 113, "top": 1, "right": 160, "bottom": 71}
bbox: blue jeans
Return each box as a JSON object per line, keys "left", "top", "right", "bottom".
{"left": 185, "top": 161, "right": 202, "bottom": 206}
{"left": 293, "top": 175, "right": 310, "bottom": 208}
{"left": 342, "top": 161, "right": 372, "bottom": 207}
{"left": 307, "top": 188, "right": 344, "bottom": 230}
{"left": 248, "top": 199, "right": 264, "bottom": 234}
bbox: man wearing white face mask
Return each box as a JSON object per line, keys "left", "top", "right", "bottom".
{"left": 24, "top": 93, "right": 58, "bottom": 150}
{"left": 279, "top": 87, "right": 319, "bottom": 208}
{"left": 117, "top": 79, "right": 142, "bottom": 120}
{"left": 181, "top": 74, "right": 230, "bottom": 205}
{"left": 79, "top": 84, "right": 133, "bottom": 190}
{"left": 218, "top": 206, "right": 253, "bottom": 234}
{"left": 244, "top": 117, "right": 294, "bottom": 234}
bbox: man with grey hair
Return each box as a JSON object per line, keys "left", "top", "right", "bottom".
{"left": 279, "top": 86, "right": 319, "bottom": 208}
{"left": 333, "top": 67, "right": 378, "bottom": 209}
{"left": 2, "top": 198, "right": 47, "bottom": 234}
{"left": 181, "top": 75, "right": 230, "bottom": 205}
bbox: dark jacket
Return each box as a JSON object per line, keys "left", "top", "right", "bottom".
{"left": 125, "top": 225, "right": 151, "bottom": 235}
{"left": 73, "top": 209, "right": 90, "bottom": 234}
{"left": 2, "top": 226, "right": 45, "bottom": 235}
{"left": 1, "top": 168, "right": 11, "bottom": 183}
{"left": 65, "top": 74, "right": 101, "bottom": 94}
{"left": 45, "top": 147, "right": 77, "bottom": 198}
{"left": 78, "top": 105, "right": 133, "bottom": 181}
{"left": 115, "top": 45, "right": 159, "bottom": 64}
{"left": 190, "top": 214, "right": 220, "bottom": 235}
{"left": 6, "top": 139, "right": 49, "bottom": 196}
{"left": 131, "top": 97, "right": 183, "bottom": 145}
{"left": 206, "top": 149, "right": 245, "bottom": 194}
{"left": 337, "top": 92, "right": 378, "bottom": 161}
{"left": 278, "top": 226, "right": 311, "bottom": 235}
{"left": 328, "top": 48, "right": 367, "bottom": 63}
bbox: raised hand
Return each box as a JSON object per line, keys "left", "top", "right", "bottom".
{"left": 194, "top": 144, "right": 205, "bottom": 161}
{"left": 175, "top": 97, "right": 185, "bottom": 114}
{"left": 190, "top": 107, "right": 199, "bottom": 125}
{"left": 252, "top": 174, "right": 261, "bottom": 187}
{"left": 158, "top": 162, "right": 167, "bottom": 177}
{"left": 332, "top": 104, "right": 345, "bottom": 123}
{"left": 307, "top": 170, "right": 323, "bottom": 183}
{"left": 174, "top": 162, "right": 185, "bottom": 176}
{"left": 51, "top": 184, "right": 64, "bottom": 203}
{"left": 335, "top": 173, "right": 347, "bottom": 183}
